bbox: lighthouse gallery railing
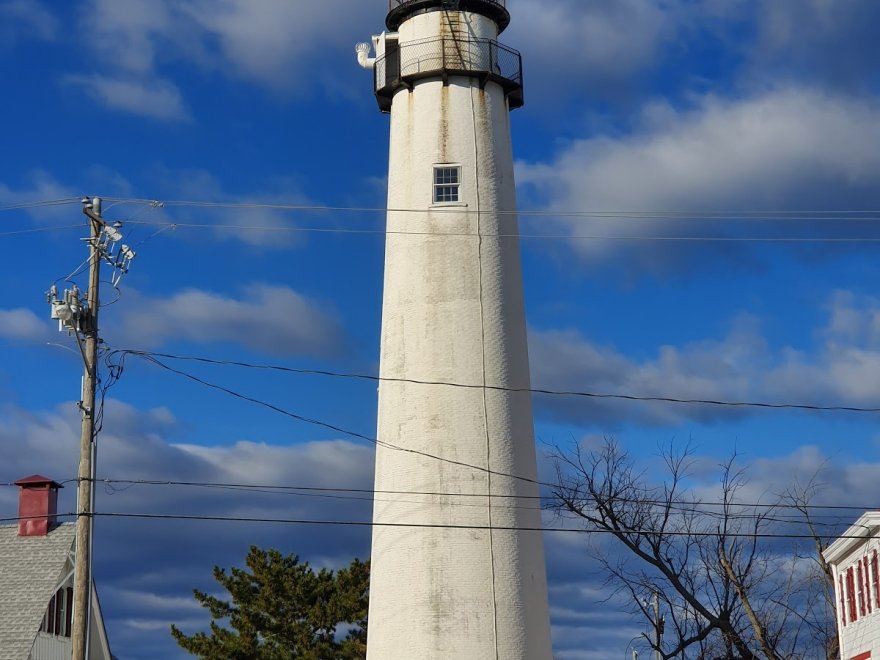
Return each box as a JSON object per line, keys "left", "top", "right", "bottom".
{"left": 374, "top": 35, "right": 523, "bottom": 112}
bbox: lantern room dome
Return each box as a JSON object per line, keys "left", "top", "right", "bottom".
{"left": 386, "top": 0, "right": 511, "bottom": 33}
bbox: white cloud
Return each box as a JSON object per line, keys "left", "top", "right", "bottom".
{"left": 0, "top": 172, "right": 79, "bottom": 223}
{"left": 520, "top": 88, "right": 880, "bottom": 212}
{"left": 530, "top": 291, "right": 880, "bottom": 428}
{"left": 517, "top": 88, "right": 880, "bottom": 268}
{"left": 0, "top": 308, "right": 54, "bottom": 342}
{"left": 63, "top": 74, "right": 190, "bottom": 122}
{"left": 75, "top": 0, "right": 375, "bottom": 99}
{"left": 0, "top": 0, "right": 57, "bottom": 45}
{"left": 507, "top": 0, "right": 679, "bottom": 93}
{"left": 108, "top": 284, "right": 346, "bottom": 358}
{"left": 82, "top": 0, "right": 174, "bottom": 74}
{"left": 144, "top": 168, "right": 312, "bottom": 248}
{"left": 177, "top": 0, "right": 372, "bottom": 90}
{"left": 751, "top": 0, "right": 880, "bottom": 90}
{"left": 503, "top": 0, "right": 880, "bottom": 101}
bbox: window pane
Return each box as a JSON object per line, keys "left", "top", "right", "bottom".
{"left": 434, "top": 167, "right": 459, "bottom": 185}
{"left": 435, "top": 186, "right": 458, "bottom": 202}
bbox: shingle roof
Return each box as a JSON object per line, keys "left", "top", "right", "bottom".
{"left": 0, "top": 523, "right": 76, "bottom": 660}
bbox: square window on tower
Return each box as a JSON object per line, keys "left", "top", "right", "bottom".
{"left": 433, "top": 165, "right": 461, "bottom": 203}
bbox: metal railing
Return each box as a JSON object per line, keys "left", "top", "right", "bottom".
{"left": 374, "top": 35, "right": 523, "bottom": 111}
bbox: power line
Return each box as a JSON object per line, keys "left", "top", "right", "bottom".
{"left": 89, "top": 478, "right": 875, "bottom": 525}
{"left": 0, "top": 224, "right": 84, "bottom": 237}
{"left": 114, "top": 349, "right": 880, "bottom": 415}
{"left": 119, "top": 219, "right": 880, "bottom": 244}
{"left": 7, "top": 196, "right": 878, "bottom": 242}
{"left": 100, "top": 197, "right": 880, "bottom": 221}
{"left": 5, "top": 476, "right": 872, "bottom": 513}
{"left": 0, "top": 479, "right": 867, "bottom": 529}
{"left": 0, "top": 510, "right": 864, "bottom": 541}
{"left": 0, "top": 198, "right": 82, "bottom": 213}
{"left": 108, "top": 350, "right": 880, "bottom": 519}
{"left": 121, "top": 350, "right": 546, "bottom": 488}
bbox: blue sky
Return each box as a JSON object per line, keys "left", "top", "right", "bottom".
{"left": 2, "top": 0, "right": 880, "bottom": 657}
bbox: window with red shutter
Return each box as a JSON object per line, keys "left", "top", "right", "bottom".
{"left": 865, "top": 557, "right": 873, "bottom": 614}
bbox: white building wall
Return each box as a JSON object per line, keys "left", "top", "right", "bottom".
{"left": 367, "top": 8, "right": 552, "bottom": 660}
{"left": 833, "top": 537, "right": 880, "bottom": 660}
{"left": 30, "top": 633, "right": 71, "bottom": 660}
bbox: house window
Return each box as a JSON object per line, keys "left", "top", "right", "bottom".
{"left": 40, "top": 587, "right": 73, "bottom": 637}
{"left": 841, "top": 575, "right": 848, "bottom": 627}
{"left": 433, "top": 165, "right": 461, "bottom": 203}
{"left": 865, "top": 557, "right": 873, "bottom": 614}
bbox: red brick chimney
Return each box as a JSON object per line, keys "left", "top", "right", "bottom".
{"left": 14, "top": 475, "right": 62, "bottom": 537}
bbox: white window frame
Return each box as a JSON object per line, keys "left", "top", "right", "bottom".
{"left": 433, "top": 165, "right": 462, "bottom": 204}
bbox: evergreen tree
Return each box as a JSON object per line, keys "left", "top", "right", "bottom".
{"left": 172, "top": 546, "right": 368, "bottom": 659}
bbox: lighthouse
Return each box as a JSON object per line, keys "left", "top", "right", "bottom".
{"left": 357, "top": 1, "right": 552, "bottom": 657}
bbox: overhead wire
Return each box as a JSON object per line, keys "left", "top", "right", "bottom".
{"left": 117, "top": 219, "right": 880, "bottom": 244}
{"left": 5, "top": 476, "right": 873, "bottom": 517}
{"left": 0, "top": 510, "right": 869, "bottom": 541}
{"left": 0, "top": 477, "right": 870, "bottom": 530}
{"left": 88, "top": 478, "right": 877, "bottom": 525}
{"left": 0, "top": 198, "right": 81, "bottom": 212}
{"left": 119, "top": 350, "right": 546, "bottom": 488}
{"left": 112, "top": 349, "right": 880, "bottom": 415}
{"left": 99, "top": 197, "right": 880, "bottom": 221}
{"left": 7, "top": 197, "right": 880, "bottom": 242}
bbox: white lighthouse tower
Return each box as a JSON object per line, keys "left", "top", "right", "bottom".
{"left": 357, "top": 1, "right": 552, "bottom": 658}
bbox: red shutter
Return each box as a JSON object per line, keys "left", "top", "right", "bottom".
{"left": 849, "top": 567, "right": 858, "bottom": 622}
{"left": 859, "top": 561, "right": 867, "bottom": 616}
{"left": 873, "top": 550, "right": 879, "bottom": 610}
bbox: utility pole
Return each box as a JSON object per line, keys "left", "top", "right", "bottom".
{"left": 47, "top": 196, "right": 136, "bottom": 658}
{"left": 654, "top": 592, "right": 663, "bottom": 660}
{"left": 71, "top": 197, "right": 102, "bottom": 660}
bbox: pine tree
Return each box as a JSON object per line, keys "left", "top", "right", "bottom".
{"left": 172, "top": 546, "right": 369, "bottom": 659}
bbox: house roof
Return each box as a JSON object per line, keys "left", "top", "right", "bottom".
{"left": 0, "top": 523, "right": 75, "bottom": 660}
{"left": 823, "top": 511, "right": 880, "bottom": 566}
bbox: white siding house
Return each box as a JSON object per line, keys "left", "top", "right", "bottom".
{"left": 824, "top": 511, "right": 880, "bottom": 660}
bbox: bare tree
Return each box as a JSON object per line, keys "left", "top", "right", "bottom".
{"left": 551, "top": 439, "right": 839, "bottom": 660}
